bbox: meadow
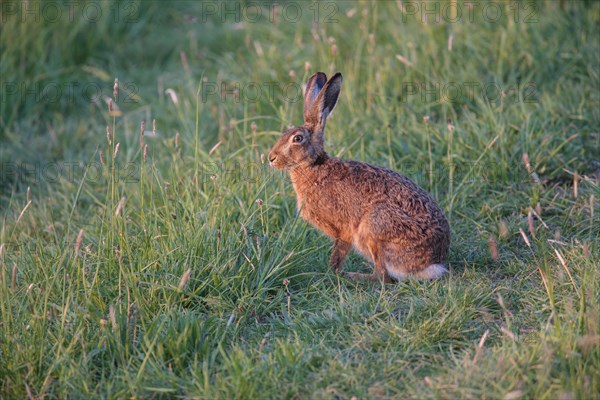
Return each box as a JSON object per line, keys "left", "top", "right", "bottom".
{"left": 0, "top": 1, "right": 599, "bottom": 398}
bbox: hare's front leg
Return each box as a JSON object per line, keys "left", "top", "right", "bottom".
{"left": 329, "top": 239, "right": 351, "bottom": 273}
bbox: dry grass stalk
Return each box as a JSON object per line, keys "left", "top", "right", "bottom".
{"left": 109, "top": 305, "right": 117, "bottom": 330}
{"left": 178, "top": 269, "right": 192, "bottom": 291}
{"left": 504, "top": 390, "right": 524, "bottom": 400}
{"left": 395, "top": 54, "right": 413, "bottom": 67}
{"left": 140, "top": 120, "right": 145, "bottom": 147}
{"left": 258, "top": 337, "right": 267, "bottom": 354}
{"left": 24, "top": 381, "right": 34, "bottom": 400}
{"left": 553, "top": 248, "right": 578, "bottom": 295}
{"left": 530, "top": 206, "right": 548, "bottom": 229}
{"left": 500, "top": 326, "right": 517, "bottom": 341}
{"left": 11, "top": 263, "right": 17, "bottom": 291}
{"left": 209, "top": 141, "right": 222, "bottom": 155}
{"left": 242, "top": 253, "right": 255, "bottom": 271}
{"left": 527, "top": 209, "right": 536, "bottom": 239}
{"left": 521, "top": 153, "right": 540, "bottom": 183}
{"left": 582, "top": 242, "right": 590, "bottom": 258}
{"left": 16, "top": 201, "right": 32, "bottom": 225}
{"left": 519, "top": 228, "right": 531, "bottom": 248}
{"left": 473, "top": 329, "right": 489, "bottom": 363}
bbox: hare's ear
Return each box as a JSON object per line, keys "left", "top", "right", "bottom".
{"left": 303, "top": 72, "right": 327, "bottom": 129}
{"left": 312, "top": 72, "right": 342, "bottom": 135}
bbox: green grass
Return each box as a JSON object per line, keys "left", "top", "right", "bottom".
{"left": 1, "top": 1, "right": 599, "bottom": 398}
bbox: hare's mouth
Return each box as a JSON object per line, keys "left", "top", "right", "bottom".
{"left": 270, "top": 160, "right": 286, "bottom": 169}
{"left": 269, "top": 158, "right": 294, "bottom": 170}
{"left": 269, "top": 155, "right": 285, "bottom": 169}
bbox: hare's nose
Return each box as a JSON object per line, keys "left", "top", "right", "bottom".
{"left": 268, "top": 153, "right": 277, "bottom": 163}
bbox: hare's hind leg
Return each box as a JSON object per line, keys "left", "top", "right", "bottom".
{"left": 343, "top": 245, "right": 392, "bottom": 284}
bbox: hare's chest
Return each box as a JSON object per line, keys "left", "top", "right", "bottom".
{"left": 295, "top": 184, "right": 346, "bottom": 238}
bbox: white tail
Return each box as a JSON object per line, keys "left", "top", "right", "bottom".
{"left": 412, "top": 264, "right": 448, "bottom": 280}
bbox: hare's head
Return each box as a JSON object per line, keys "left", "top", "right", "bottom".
{"left": 269, "top": 72, "right": 342, "bottom": 170}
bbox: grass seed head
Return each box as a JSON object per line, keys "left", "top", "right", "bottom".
{"left": 165, "top": 88, "right": 178, "bottom": 105}
{"left": 527, "top": 209, "right": 536, "bottom": 239}
{"left": 554, "top": 229, "right": 561, "bottom": 241}
{"left": 11, "top": 264, "right": 17, "bottom": 291}
{"left": 447, "top": 119, "right": 454, "bottom": 133}
{"left": 488, "top": 235, "right": 499, "bottom": 261}
{"left": 498, "top": 220, "right": 509, "bottom": 239}
{"left": 75, "top": 229, "right": 85, "bottom": 256}
{"left": 109, "top": 305, "right": 117, "bottom": 330}
{"left": 113, "top": 78, "right": 118, "bottom": 100}
{"left": 115, "top": 197, "right": 125, "bottom": 216}
{"left": 140, "top": 120, "right": 145, "bottom": 147}
{"left": 522, "top": 153, "right": 531, "bottom": 173}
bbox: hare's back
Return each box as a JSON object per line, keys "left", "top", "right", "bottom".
{"left": 334, "top": 159, "right": 438, "bottom": 212}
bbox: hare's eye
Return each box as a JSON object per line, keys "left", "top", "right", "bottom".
{"left": 292, "top": 135, "right": 303, "bottom": 143}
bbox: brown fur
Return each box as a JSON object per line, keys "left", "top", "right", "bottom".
{"left": 268, "top": 72, "right": 450, "bottom": 283}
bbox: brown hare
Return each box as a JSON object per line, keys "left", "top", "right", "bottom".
{"left": 268, "top": 72, "right": 450, "bottom": 283}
